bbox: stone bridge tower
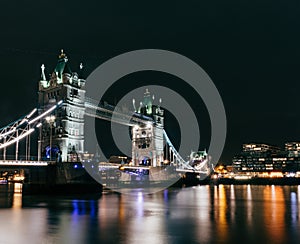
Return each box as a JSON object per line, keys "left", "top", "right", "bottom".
{"left": 131, "top": 89, "right": 164, "bottom": 167}
{"left": 38, "top": 50, "right": 85, "bottom": 162}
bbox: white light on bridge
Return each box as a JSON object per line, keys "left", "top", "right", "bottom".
{"left": 28, "top": 100, "right": 62, "bottom": 126}
{"left": 19, "top": 118, "right": 28, "bottom": 127}
{"left": 27, "top": 108, "right": 37, "bottom": 119}
{"left": 0, "top": 161, "right": 48, "bottom": 166}
{"left": 0, "top": 128, "right": 35, "bottom": 149}
{"left": 46, "top": 115, "right": 56, "bottom": 123}
{"left": 0, "top": 127, "right": 16, "bottom": 139}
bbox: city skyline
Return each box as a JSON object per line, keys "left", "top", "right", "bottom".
{"left": 0, "top": 1, "right": 300, "bottom": 163}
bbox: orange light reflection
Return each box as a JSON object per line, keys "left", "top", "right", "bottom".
{"left": 263, "top": 186, "right": 286, "bottom": 243}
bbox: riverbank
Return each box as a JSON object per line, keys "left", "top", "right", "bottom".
{"left": 209, "top": 177, "right": 300, "bottom": 185}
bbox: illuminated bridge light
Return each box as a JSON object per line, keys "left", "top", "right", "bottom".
{"left": 0, "top": 129, "right": 35, "bottom": 149}
{"left": 0, "top": 161, "right": 48, "bottom": 166}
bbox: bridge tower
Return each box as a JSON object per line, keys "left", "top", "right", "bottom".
{"left": 38, "top": 50, "right": 85, "bottom": 162}
{"left": 132, "top": 89, "right": 164, "bottom": 167}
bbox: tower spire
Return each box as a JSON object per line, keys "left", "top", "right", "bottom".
{"left": 59, "top": 49, "right": 66, "bottom": 59}
{"left": 143, "top": 88, "right": 152, "bottom": 115}
{"left": 41, "top": 64, "right": 46, "bottom": 81}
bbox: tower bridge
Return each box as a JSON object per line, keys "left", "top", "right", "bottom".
{"left": 0, "top": 51, "right": 212, "bottom": 191}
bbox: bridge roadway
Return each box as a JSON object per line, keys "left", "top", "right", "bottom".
{"left": 99, "top": 162, "right": 209, "bottom": 174}
{"left": 0, "top": 160, "right": 52, "bottom": 166}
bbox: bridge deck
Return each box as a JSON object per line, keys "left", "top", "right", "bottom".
{"left": 0, "top": 160, "right": 53, "bottom": 166}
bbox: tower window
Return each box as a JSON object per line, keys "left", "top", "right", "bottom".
{"left": 70, "top": 89, "right": 78, "bottom": 97}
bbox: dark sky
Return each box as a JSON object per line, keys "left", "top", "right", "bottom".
{"left": 0, "top": 0, "right": 300, "bottom": 163}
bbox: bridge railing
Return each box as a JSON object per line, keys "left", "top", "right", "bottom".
{"left": 0, "top": 160, "right": 50, "bottom": 166}
{"left": 0, "top": 155, "right": 40, "bottom": 161}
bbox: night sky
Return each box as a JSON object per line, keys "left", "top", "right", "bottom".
{"left": 0, "top": 0, "right": 299, "bottom": 163}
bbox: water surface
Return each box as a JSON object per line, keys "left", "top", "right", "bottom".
{"left": 0, "top": 184, "right": 299, "bottom": 244}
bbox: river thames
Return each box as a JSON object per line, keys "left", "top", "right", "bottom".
{"left": 0, "top": 184, "right": 299, "bottom": 244}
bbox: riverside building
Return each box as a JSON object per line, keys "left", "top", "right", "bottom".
{"left": 232, "top": 142, "right": 300, "bottom": 177}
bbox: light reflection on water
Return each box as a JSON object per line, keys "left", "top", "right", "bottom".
{"left": 0, "top": 184, "right": 300, "bottom": 244}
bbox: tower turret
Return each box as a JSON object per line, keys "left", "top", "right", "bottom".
{"left": 131, "top": 89, "right": 164, "bottom": 167}
{"left": 39, "top": 64, "right": 48, "bottom": 89}
{"left": 38, "top": 50, "right": 86, "bottom": 162}
{"left": 143, "top": 88, "right": 152, "bottom": 115}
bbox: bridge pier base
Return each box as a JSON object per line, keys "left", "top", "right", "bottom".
{"left": 22, "top": 163, "right": 102, "bottom": 195}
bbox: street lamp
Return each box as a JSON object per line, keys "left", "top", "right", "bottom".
{"left": 46, "top": 115, "right": 56, "bottom": 161}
